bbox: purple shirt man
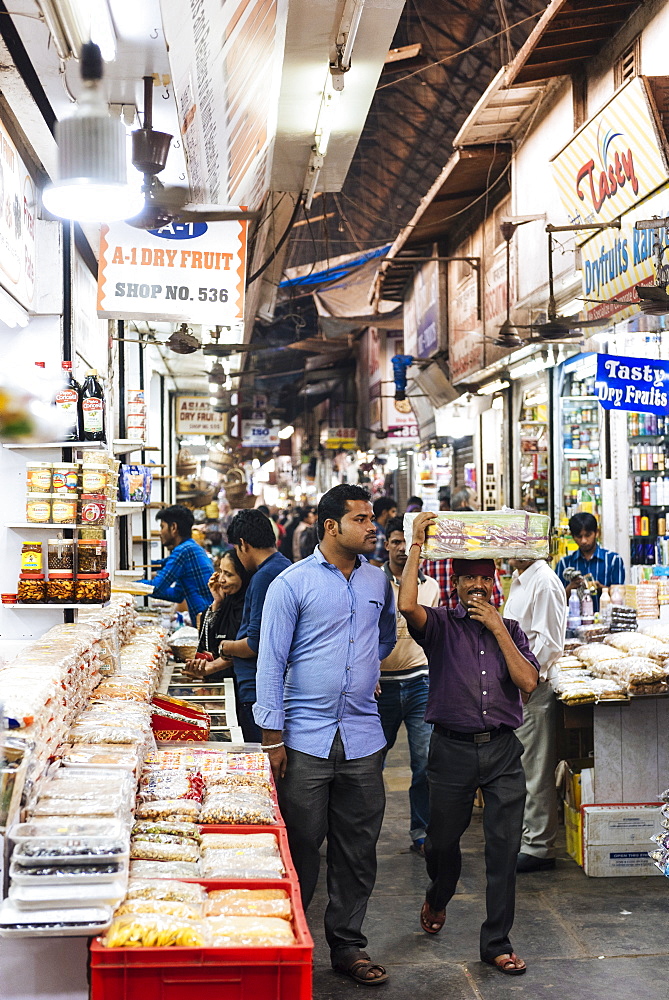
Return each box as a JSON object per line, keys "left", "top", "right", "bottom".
{"left": 398, "top": 525, "right": 539, "bottom": 977}
{"left": 411, "top": 603, "right": 538, "bottom": 732}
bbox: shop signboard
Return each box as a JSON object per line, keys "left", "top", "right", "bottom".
{"left": 0, "top": 117, "right": 36, "bottom": 311}
{"left": 551, "top": 77, "right": 669, "bottom": 227}
{"left": 176, "top": 396, "right": 226, "bottom": 434}
{"left": 97, "top": 219, "right": 247, "bottom": 325}
{"left": 241, "top": 419, "right": 280, "bottom": 448}
{"left": 160, "top": 0, "right": 287, "bottom": 208}
{"left": 595, "top": 353, "right": 669, "bottom": 414}
{"left": 404, "top": 259, "right": 444, "bottom": 360}
{"left": 581, "top": 185, "right": 669, "bottom": 322}
{"left": 321, "top": 427, "right": 357, "bottom": 449}
{"left": 449, "top": 275, "right": 484, "bottom": 384}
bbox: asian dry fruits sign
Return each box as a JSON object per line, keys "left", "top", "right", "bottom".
{"left": 176, "top": 397, "right": 226, "bottom": 435}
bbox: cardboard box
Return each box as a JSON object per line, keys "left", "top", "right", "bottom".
{"left": 583, "top": 845, "right": 662, "bottom": 877}
{"left": 564, "top": 803, "right": 583, "bottom": 867}
{"left": 582, "top": 804, "right": 662, "bottom": 845}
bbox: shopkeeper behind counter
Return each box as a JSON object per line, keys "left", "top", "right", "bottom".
{"left": 137, "top": 505, "right": 214, "bottom": 626}
{"left": 555, "top": 512, "right": 625, "bottom": 609}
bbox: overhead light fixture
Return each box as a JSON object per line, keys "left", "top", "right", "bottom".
{"left": 38, "top": 0, "right": 117, "bottom": 62}
{"left": 278, "top": 424, "right": 294, "bottom": 440}
{"left": 509, "top": 357, "right": 550, "bottom": 380}
{"left": 477, "top": 378, "right": 509, "bottom": 396}
{"left": 330, "top": 0, "right": 366, "bottom": 88}
{"left": 304, "top": 70, "right": 343, "bottom": 209}
{"left": 42, "top": 42, "right": 143, "bottom": 223}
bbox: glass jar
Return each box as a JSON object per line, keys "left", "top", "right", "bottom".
{"left": 75, "top": 572, "right": 108, "bottom": 604}
{"left": 79, "top": 494, "right": 107, "bottom": 525}
{"left": 21, "top": 542, "right": 43, "bottom": 574}
{"left": 17, "top": 573, "right": 46, "bottom": 603}
{"left": 81, "top": 463, "right": 109, "bottom": 493}
{"left": 26, "top": 494, "right": 52, "bottom": 523}
{"left": 51, "top": 493, "right": 78, "bottom": 525}
{"left": 51, "top": 463, "right": 79, "bottom": 494}
{"left": 26, "top": 462, "right": 52, "bottom": 493}
{"left": 48, "top": 538, "right": 74, "bottom": 571}
{"left": 77, "top": 539, "right": 107, "bottom": 574}
{"left": 46, "top": 572, "right": 74, "bottom": 604}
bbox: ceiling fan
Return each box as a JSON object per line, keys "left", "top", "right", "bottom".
{"left": 489, "top": 224, "right": 609, "bottom": 348}
{"left": 126, "top": 77, "right": 261, "bottom": 231}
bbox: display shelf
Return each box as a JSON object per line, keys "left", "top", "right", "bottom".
{"left": 5, "top": 523, "right": 110, "bottom": 530}
{"left": 562, "top": 395, "right": 598, "bottom": 401}
{"left": 629, "top": 435, "right": 667, "bottom": 441}
{"left": 3, "top": 602, "right": 111, "bottom": 609}
{"left": 113, "top": 439, "right": 146, "bottom": 452}
{"left": 116, "top": 502, "right": 146, "bottom": 514}
{"left": 2, "top": 441, "right": 107, "bottom": 450}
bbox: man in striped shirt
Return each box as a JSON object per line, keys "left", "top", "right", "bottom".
{"left": 555, "top": 513, "right": 625, "bottom": 609}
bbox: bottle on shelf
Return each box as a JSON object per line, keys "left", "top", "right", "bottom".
{"left": 599, "top": 586, "right": 611, "bottom": 622}
{"left": 580, "top": 591, "right": 594, "bottom": 624}
{"left": 80, "top": 370, "right": 105, "bottom": 442}
{"left": 54, "top": 361, "right": 81, "bottom": 441}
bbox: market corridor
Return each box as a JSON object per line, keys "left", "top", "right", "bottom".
{"left": 307, "top": 731, "right": 668, "bottom": 1000}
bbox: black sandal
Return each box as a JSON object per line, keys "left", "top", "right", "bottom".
{"left": 333, "top": 952, "right": 389, "bottom": 986}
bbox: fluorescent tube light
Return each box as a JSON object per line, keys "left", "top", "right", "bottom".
{"left": 477, "top": 379, "right": 509, "bottom": 395}
{"left": 38, "top": 0, "right": 117, "bottom": 61}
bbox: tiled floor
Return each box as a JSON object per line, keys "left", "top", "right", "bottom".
{"left": 306, "top": 730, "right": 669, "bottom": 999}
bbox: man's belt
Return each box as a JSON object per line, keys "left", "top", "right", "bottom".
{"left": 433, "top": 723, "right": 512, "bottom": 744}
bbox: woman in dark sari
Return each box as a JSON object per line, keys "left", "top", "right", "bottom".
{"left": 184, "top": 549, "right": 249, "bottom": 680}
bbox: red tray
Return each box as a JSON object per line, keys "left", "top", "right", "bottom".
{"left": 90, "top": 878, "right": 312, "bottom": 1000}
{"left": 196, "top": 827, "right": 298, "bottom": 882}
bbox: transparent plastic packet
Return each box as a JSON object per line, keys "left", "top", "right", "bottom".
{"left": 204, "top": 888, "right": 291, "bottom": 920}
{"left": 131, "top": 820, "right": 201, "bottom": 842}
{"left": 128, "top": 859, "right": 201, "bottom": 879}
{"left": 125, "top": 878, "right": 206, "bottom": 904}
{"left": 206, "top": 772, "right": 272, "bottom": 792}
{"left": 206, "top": 915, "right": 294, "bottom": 946}
{"left": 93, "top": 680, "right": 151, "bottom": 703}
{"left": 650, "top": 833, "right": 669, "bottom": 850}
{"left": 200, "top": 852, "right": 284, "bottom": 880}
{"left": 129, "top": 839, "right": 199, "bottom": 863}
{"left": 199, "top": 833, "right": 278, "bottom": 851}
{"left": 29, "top": 795, "right": 128, "bottom": 818}
{"left": 115, "top": 898, "right": 203, "bottom": 921}
{"left": 199, "top": 791, "right": 275, "bottom": 826}
{"left": 135, "top": 799, "right": 201, "bottom": 822}
{"left": 102, "top": 912, "right": 209, "bottom": 948}
{"left": 68, "top": 722, "right": 148, "bottom": 746}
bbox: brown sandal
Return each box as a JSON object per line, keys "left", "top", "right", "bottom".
{"left": 420, "top": 900, "right": 445, "bottom": 934}
{"left": 333, "top": 953, "right": 389, "bottom": 986}
{"left": 483, "top": 953, "right": 526, "bottom": 975}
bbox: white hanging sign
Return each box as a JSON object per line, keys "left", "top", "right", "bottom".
{"left": 241, "top": 419, "right": 280, "bottom": 448}
{"left": 176, "top": 396, "right": 226, "bottom": 435}
{"left": 97, "top": 219, "right": 247, "bottom": 324}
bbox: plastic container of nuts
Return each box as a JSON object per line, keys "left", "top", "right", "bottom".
{"left": 17, "top": 573, "right": 46, "bottom": 603}
{"left": 47, "top": 572, "right": 75, "bottom": 604}
{"left": 48, "top": 539, "right": 74, "bottom": 571}
{"left": 75, "top": 572, "right": 109, "bottom": 605}
{"left": 77, "top": 540, "right": 107, "bottom": 574}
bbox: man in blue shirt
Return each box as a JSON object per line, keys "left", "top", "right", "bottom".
{"left": 254, "top": 484, "right": 396, "bottom": 987}
{"left": 218, "top": 509, "right": 290, "bottom": 742}
{"left": 138, "top": 505, "right": 213, "bottom": 626}
{"left": 555, "top": 512, "right": 625, "bottom": 609}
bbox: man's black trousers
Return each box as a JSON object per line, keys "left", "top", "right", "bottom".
{"left": 425, "top": 728, "right": 526, "bottom": 962}
{"left": 277, "top": 731, "right": 385, "bottom": 965}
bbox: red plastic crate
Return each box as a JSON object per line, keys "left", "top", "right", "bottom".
{"left": 89, "top": 878, "right": 313, "bottom": 1000}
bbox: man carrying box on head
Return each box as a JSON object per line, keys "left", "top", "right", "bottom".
{"left": 398, "top": 511, "right": 539, "bottom": 977}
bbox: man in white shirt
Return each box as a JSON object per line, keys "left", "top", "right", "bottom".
{"left": 378, "top": 517, "right": 440, "bottom": 854}
{"left": 504, "top": 558, "right": 567, "bottom": 872}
